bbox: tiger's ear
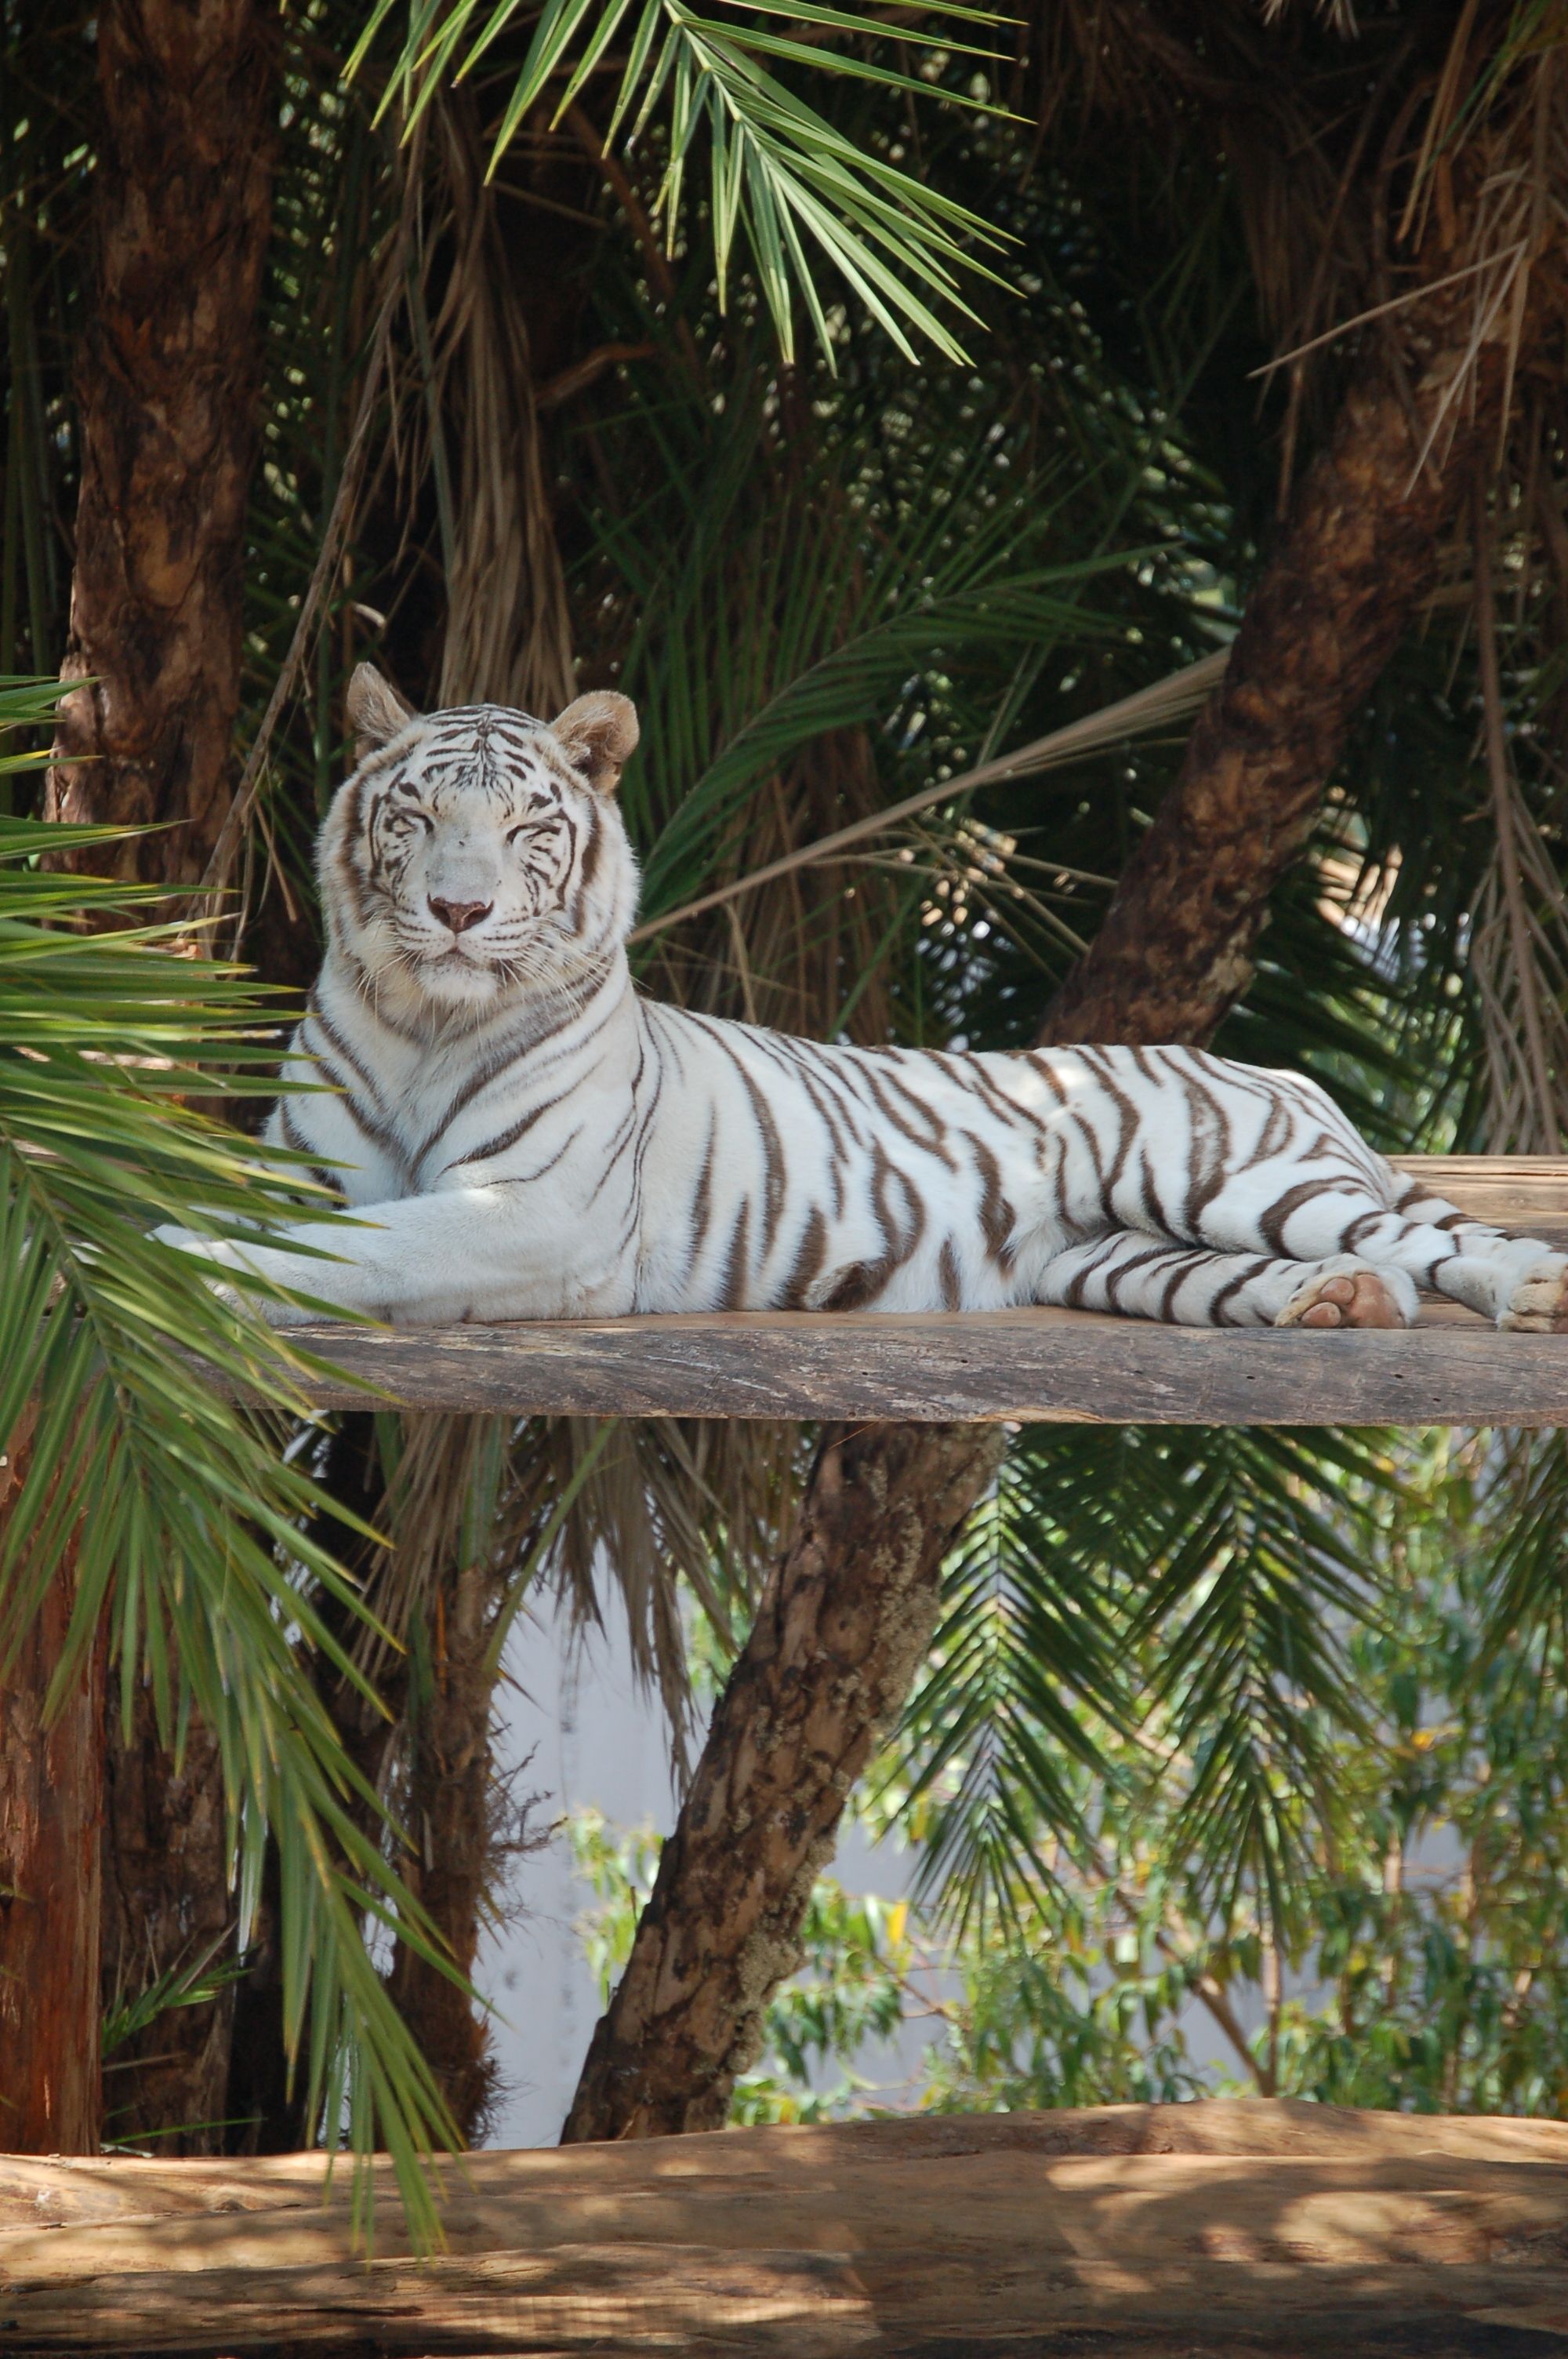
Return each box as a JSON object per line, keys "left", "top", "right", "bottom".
{"left": 550, "top": 690, "right": 639, "bottom": 796}
{"left": 347, "top": 663, "right": 417, "bottom": 761}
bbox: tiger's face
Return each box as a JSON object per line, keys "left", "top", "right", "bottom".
{"left": 319, "top": 666, "right": 639, "bottom": 1023}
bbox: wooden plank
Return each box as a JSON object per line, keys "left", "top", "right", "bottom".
{"left": 5, "top": 2101, "right": 1568, "bottom": 2354}
{"left": 280, "top": 1300, "right": 1568, "bottom": 1424}
{"left": 1392, "top": 1154, "right": 1568, "bottom": 1234}
{"left": 254, "top": 1156, "right": 1568, "bottom": 1427}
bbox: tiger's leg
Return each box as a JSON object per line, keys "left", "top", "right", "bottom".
{"left": 1382, "top": 1173, "right": 1568, "bottom": 1331}
{"left": 154, "top": 1183, "right": 638, "bottom": 1325}
{"left": 1037, "top": 1231, "right": 1417, "bottom": 1329}
{"left": 1214, "top": 1176, "right": 1568, "bottom": 1332}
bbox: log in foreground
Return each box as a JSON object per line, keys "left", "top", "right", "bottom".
{"left": 276, "top": 1159, "right": 1568, "bottom": 1427}
{"left": 5, "top": 2100, "right": 1568, "bottom": 2355}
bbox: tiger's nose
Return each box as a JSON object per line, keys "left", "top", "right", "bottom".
{"left": 428, "top": 895, "right": 492, "bottom": 936}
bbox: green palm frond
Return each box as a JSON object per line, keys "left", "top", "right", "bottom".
{"left": 350, "top": 0, "right": 1008, "bottom": 362}
{"left": 891, "top": 1452, "right": 1131, "bottom": 1933}
{"left": 890, "top": 1421, "right": 1406, "bottom": 1946}
{"left": 1131, "top": 1427, "right": 1398, "bottom": 1936}
{"left": 0, "top": 681, "right": 457, "bottom": 2237}
{"left": 631, "top": 556, "right": 1143, "bottom": 933}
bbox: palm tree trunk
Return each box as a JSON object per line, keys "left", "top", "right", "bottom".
{"left": 35, "top": 0, "right": 280, "bottom": 2148}
{"left": 0, "top": 1416, "right": 103, "bottom": 2152}
{"left": 558, "top": 279, "right": 1515, "bottom": 2148}
{"left": 561, "top": 1422, "right": 1000, "bottom": 2142}
{"left": 45, "top": 0, "right": 278, "bottom": 885}
{"left": 1043, "top": 286, "right": 1509, "bottom": 1046}
{"left": 99, "top": 1710, "right": 235, "bottom": 2154}
{"left": 385, "top": 1558, "right": 506, "bottom": 2143}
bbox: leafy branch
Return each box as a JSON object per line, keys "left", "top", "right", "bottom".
{"left": 0, "top": 680, "right": 459, "bottom": 2241}
{"left": 350, "top": 0, "right": 1009, "bottom": 360}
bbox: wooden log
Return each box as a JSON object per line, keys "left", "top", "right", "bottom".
{"left": 5, "top": 2100, "right": 1568, "bottom": 2354}
{"left": 247, "top": 1157, "right": 1568, "bottom": 1426}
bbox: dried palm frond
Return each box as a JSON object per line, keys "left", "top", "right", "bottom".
{"left": 1024, "top": 3, "right": 1568, "bottom": 471}
{"left": 1469, "top": 789, "right": 1568, "bottom": 1150}
{"left": 501, "top": 1416, "right": 803, "bottom": 1770}
{"left": 1467, "top": 471, "right": 1568, "bottom": 1150}
{"left": 423, "top": 103, "right": 576, "bottom": 715}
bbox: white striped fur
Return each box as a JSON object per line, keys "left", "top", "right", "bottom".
{"left": 173, "top": 671, "right": 1568, "bottom": 1336}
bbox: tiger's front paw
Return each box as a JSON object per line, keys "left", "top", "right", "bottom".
{"left": 150, "top": 1226, "right": 320, "bottom": 1325}
{"left": 1276, "top": 1260, "right": 1417, "bottom": 1331}
{"left": 152, "top": 1221, "right": 205, "bottom": 1254}
{"left": 152, "top": 1223, "right": 241, "bottom": 1268}
{"left": 1499, "top": 1254, "right": 1568, "bottom": 1332}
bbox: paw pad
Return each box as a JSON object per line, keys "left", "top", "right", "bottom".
{"left": 1277, "top": 1267, "right": 1412, "bottom": 1332}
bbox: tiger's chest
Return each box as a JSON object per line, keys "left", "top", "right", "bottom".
{"left": 328, "top": 1051, "right": 461, "bottom": 1206}
{"left": 295, "top": 1014, "right": 511, "bottom": 1205}
{"left": 298, "top": 974, "right": 646, "bottom": 1213}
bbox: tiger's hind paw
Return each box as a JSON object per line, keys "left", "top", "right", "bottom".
{"left": 1499, "top": 1254, "right": 1568, "bottom": 1332}
{"left": 1276, "top": 1261, "right": 1417, "bottom": 1332}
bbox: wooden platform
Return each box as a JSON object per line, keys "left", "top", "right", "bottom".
{"left": 6, "top": 2101, "right": 1568, "bottom": 2355}
{"left": 279, "top": 1158, "right": 1568, "bottom": 1426}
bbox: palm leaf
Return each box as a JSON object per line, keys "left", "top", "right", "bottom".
{"left": 0, "top": 682, "right": 459, "bottom": 2240}
{"left": 350, "top": 0, "right": 1008, "bottom": 362}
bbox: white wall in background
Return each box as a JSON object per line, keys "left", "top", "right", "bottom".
{"left": 476, "top": 1585, "right": 1356, "bottom": 2150}
{"left": 478, "top": 1590, "right": 683, "bottom": 2150}
{"left": 477, "top": 1583, "right": 944, "bottom": 2149}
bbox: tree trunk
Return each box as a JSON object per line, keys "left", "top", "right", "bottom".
{"left": 0, "top": 1416, "right": 103, "bottom": 2154}
{"left": 38, "top": 0, "right": 281, "bottom": 2150}
{"left": 561, "top": 1421, "right": 1000, "bottom": 2142}
{"left": 1042, "top": 289, "right": 1510, "bottom": 1048}
{"left": 560, "top": 275, "right": 1523, "bottom": 2150}
{"left": 100, "top": 1703, "right": 234, "bottom": 2154}
{"left": 385, "top": 1557, "right": 506, "bottom": 2144}
{"left": 45, "top": 0, "right": 278, "bottom": 885}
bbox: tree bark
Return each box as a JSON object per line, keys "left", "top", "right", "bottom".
{"left": 1042, "top": 289, "right": 1509, "bottom": 1048}
{"left": 0, "top": 1417, "right": 103, "bottom": 2154}
{"left": 560, "top": 273, "right": 1525, "bottom": 2150}
{"left": 45, "top": 0, "right": 279, "bottom": 885}
{"left": 100, "top": 1703, "right": 234, "bottom": 2154}
{"left": 37, "top": 0, "right": 281, "bottom": 2151}
{"left": 561, "top": 1421, "right": 1000, "bottom": 2142}
{"left": 385, "top": 1557, "right": 507, "bottom": 2144}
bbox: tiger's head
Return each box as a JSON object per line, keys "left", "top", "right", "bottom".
{"left": 318, "top": 663, "right": 640, "bottom": 1023}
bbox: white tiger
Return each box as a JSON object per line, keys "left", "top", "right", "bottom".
{"left": 169, "top": 665, "right": 1568, "bottom": 1337}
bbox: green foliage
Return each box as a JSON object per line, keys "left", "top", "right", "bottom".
{"left": 0, "top": 679, "right": 456, "bottom": 2233}
{"left": 102, "top": 1937, "right": 247, "bottom": 2068}
{"left": 575, "top": 1434, "right": 1568, "bottom": 2122}
{"left": 359, "top": 1, "right": 1008, "bottom": 362}
{"left": 101, "top": 1938, "right": 250, "bottom": 2150}
{"left": 896, "top": 1421, "right": 1403, "bottom": 1944}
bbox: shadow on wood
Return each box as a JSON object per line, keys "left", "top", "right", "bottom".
{"left": 4, "top": 2099, "right": 1568, "bottom": 2354}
